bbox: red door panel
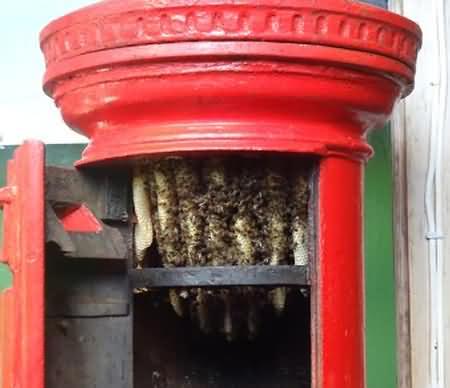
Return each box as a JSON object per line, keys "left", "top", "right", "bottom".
{"left": 0, "top": 141, "right": 45, "bottom": 388}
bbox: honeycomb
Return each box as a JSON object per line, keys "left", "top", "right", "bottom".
{"left": 133, "top": 155, "right": 310, "bottom": 340}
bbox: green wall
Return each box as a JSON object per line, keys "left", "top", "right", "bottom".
{"left": 0, "top": 136, "right": 396, "bottom": 387}
{"left": 365, "top": 129, "right": 397, "bottom": 388}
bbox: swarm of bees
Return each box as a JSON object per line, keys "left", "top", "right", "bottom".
{"left": 133, "top": 155, "right": 310, "bottom": 340}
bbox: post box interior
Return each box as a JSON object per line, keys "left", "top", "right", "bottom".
{"left": 43, "top": 155, "right": 316, "bottom": 388}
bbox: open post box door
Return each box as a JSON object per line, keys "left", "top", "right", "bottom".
{"left": 0, "top": 141, "right": 45, "bottom": 388}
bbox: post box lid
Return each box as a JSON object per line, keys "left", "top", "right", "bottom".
{"left": 39, "top": 0, "right": 422, "bottom": 165}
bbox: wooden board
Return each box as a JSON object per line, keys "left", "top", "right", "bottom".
{"left": 390, "top": 0, "right": 450, "bottom": 387}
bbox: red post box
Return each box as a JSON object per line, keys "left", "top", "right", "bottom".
{"left": 1, "top": 1, "right": 421, "bottom": 387}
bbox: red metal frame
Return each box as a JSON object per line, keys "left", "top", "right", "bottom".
{"left": 0, "top": 141, "right": 45, "bottom": 388}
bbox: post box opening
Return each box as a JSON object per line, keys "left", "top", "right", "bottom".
{"left": 44, "top": 153, "right": 316, "bottom": 388}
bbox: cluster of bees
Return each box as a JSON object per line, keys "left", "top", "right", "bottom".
{"left": 133, "top": 155, "right": 310, "bottom": 340}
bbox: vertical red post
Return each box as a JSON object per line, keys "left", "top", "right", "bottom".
{"left": 314, "top": 157, "right": 365, "bottom": 388}
{"left": 0, "top": 141, "right": 45, "bottom": 388}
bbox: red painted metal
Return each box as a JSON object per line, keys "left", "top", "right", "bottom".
{"left": 38, "top": 1, "right": 422, "bottom": 387}
{"left": 0, "top": 187, "right": 14, "bottom": 205}
{"left": 54, "top": 204, "right": 103, "bottom": 233}
{"left": 0, "top": 141, "right": 45, "bottom": 388}
{"left": 314, "top": 157, "right": 365, "bottom": 388}
{"left": 40, "top": 0, "right": 421, "bottom": 166}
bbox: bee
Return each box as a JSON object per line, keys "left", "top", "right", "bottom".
{"left": 133, "top": 155, "right": 311, "bottom": 339}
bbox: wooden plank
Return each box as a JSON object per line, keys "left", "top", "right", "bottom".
{"left": 390, "top": 92, "right": 412, "bottom": 388}
{"left": 129, "top": 265, "right": 310, "bottom": 289}
{"left": 388, "top": 2, "right": 413, "bottom": 383}
{"left": 390, "top": 1, "right": 450, "bottom": 387}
